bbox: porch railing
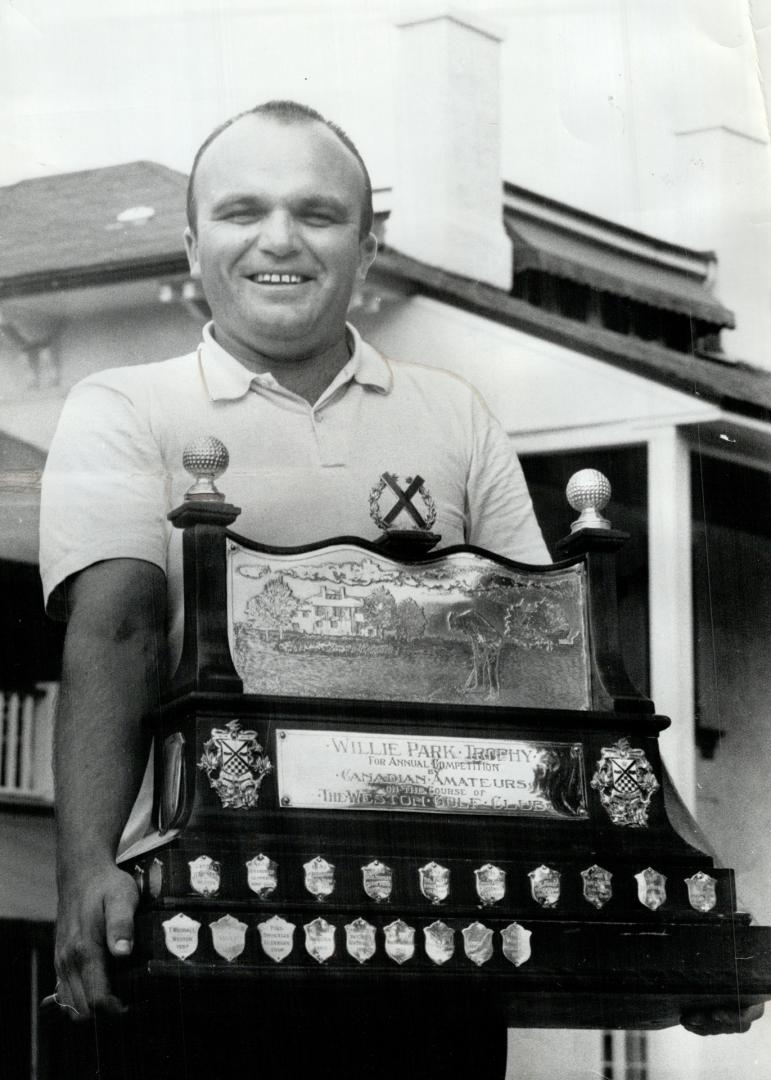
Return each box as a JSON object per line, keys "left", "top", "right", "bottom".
{"left": 0, "top": 683, "right": 56, "bottom": 803}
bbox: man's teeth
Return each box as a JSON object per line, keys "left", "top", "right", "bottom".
{"left": 253, "top": 273, "right": 306, "bottom": 284}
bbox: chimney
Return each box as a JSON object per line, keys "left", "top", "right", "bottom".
{"left": 386, "top": 10, "right": 511, "bottom": 290}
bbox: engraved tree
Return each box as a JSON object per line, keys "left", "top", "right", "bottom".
{"left": 395, "top": 597, "right": 426, "bottom": 642}
{"left": 503, "top": 597, "right": 571, "bottom": 651}
{"left": 360, "top": 586, "right": 397, "bottom": 638}
{"left": 244, "top": 576, "right": 299, "bottom": 640}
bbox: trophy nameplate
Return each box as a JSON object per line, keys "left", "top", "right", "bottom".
{"left": 276, "top": 729, "right": 588, "bottom": 818}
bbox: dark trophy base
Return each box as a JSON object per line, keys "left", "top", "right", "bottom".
{"left": 116, "top": 505, "right": 771, "bottom": 1033}
{"left": 120, "top": 690, "right": 771, "bottom": 1031}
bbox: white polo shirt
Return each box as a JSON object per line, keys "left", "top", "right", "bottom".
{"left": 42, "top": 324, "right": 548, "bottom": 630}
{"left": 40, "top": 324, "right": 549, "bottom": 855}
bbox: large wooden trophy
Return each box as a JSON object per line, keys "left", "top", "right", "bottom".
{"left": 119, "top": 437, "right": 771, "bottom": 1029}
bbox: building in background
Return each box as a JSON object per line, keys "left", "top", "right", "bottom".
{"left": 1, "top": 7, "right": 769, "bottom": 1080}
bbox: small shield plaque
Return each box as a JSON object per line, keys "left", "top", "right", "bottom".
{"left": 501, "top": 922, "right": 532, "bottom": 967}
{"left": 384, "top": 919, "right": 415, "bottom": 965}
{"left": 304, "top": 917, "right": 336, "bottom": 964}
{"left": 361, "top": 860, "right": 393, "bottom": 902}
{"left": 462, "top": 922, "right": 494, "bottom": 967}
{"left": 258, "top": 915, "right": 295, "bottom": 963}
{"left": 345, "top": 918, "right": 377, "bottom": 964}
{"left": 635, "top": 867, "right": 667, "bottom": 911}
{"left": 210, "top": 914, "right": 248, "bottom": 962}
{"left": 304, "top": 856, "right": 336, "bottom": 900}
{"left": 189, "top": 855, "right": 221, "bottom": 897}
{"left": 246, "top": 854, "right": 278, "bottom": 899}
{"left": 162, "top": 913, "right": 201, "bottom": 960}
{"left": 424, "top": 920, "right": 455, "bottom": 965}
{"left": 419, "top": 861, "right": 450, "bottom": 904}
{"left": 581, "top": 864, "right": 613, "bottom": 909}
{"left": 474, "top": 864, "right": 506, "bottom": 906}
{"left": 148, "top": 857, "right": 164, "bottom": 899}
{"left": 685, "top": 871, "right": 717, "bottom": 913}
{"left": 528, "top": 865, "right": 561, "bottom": 908}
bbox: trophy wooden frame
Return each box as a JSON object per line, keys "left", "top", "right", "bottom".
{"left": 116, "top": 472, "right": 771, "bottom": 1031}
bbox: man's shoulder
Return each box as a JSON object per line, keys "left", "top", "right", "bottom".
{"left": 74, "top": 350, "right": 199, "bottom": 399}
{"left": 375, "top": 349, "right": 485, "bottom": 401}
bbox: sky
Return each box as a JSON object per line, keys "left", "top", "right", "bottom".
{"left": 1, "top": 0, "right": 769, "bottom": 364}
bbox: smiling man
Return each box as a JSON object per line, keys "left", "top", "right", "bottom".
{"left": 40, "top": 101, "right": 550, "bottom": 1079}
{"left": 39, "top": 99, "right": 763, "bottom": 1079}
{"left": 184, "top": 104, "right": 378, "bottom": 403}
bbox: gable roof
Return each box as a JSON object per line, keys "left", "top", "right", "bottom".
{"left": 0, "top": 161, "right": 188, "bottom": 298}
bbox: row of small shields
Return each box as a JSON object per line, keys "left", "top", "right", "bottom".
{"left": 162, "top": 872, "right": 718, "bottom": 963}
{"left": 161, "top": 913, "right": 533, "bottom": 967}
{"left": 185, "top": 855, "right": 716, "bottom": 912}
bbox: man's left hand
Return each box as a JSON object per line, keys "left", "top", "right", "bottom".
{"left": 681, "top": 1002, "right": 764, "bottom": 1035}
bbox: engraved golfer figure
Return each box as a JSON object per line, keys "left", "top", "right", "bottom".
{"left": 447, "top": 607, "right": 503, "bottom": 701}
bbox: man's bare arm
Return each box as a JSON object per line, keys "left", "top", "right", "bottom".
{"left": 53, "top": 558, "right": 167, "bottom": 1019}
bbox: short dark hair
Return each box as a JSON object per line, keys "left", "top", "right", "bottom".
{"left": 186, "top": 100, "right": 373, "bottom": 238}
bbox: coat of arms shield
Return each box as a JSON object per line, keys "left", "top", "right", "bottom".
{"left": 198, "top": 720, "right": 272, "bottom": 809}
{"left": 591, "top": 737, "right": 660, "bottom": 827}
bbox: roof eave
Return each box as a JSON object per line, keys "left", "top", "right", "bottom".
{"left": 371, "top": 246, "right": 771, "bottom": 424}
{"left": 0, "top": 254, "right": 190, "bottom": 300}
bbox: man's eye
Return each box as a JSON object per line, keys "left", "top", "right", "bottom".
{"left": 303, "top": 214, "right": 334, "bottom": 226}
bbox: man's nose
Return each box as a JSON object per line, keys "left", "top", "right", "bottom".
{"left": 256, "top": 209, "right": 300, "bottom": 255}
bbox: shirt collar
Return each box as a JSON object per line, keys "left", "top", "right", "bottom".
{"left": 199, "top": 322, "right": 392, "bottom": 402}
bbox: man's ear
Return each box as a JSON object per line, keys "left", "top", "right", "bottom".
{"left": 184, "top": 227, "right": 201, "bottom": 279}
{"left": 357, "top": 232, "right": 378, "bottom": 282}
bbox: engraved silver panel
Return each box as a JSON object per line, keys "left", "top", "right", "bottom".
{"left": 228, "top": 545, "right": 590, "bottom": 711}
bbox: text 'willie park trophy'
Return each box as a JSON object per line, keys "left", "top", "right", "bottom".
{"left": 118, "top": 440, "right": 771, "bottom": 1029}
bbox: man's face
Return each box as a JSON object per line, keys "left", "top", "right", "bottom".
{"left": 185, "top": 115, "right": 377, "bottom": 364}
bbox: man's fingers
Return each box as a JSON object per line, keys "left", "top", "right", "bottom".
{"left": 681, "top": 1002, "right": 764, "bottom": 1036}
{"left": 104, "top": 876, "right": 139, "bottom": 957}
{"left": 59, "top": 950, "right": 126, "bottom": 1020}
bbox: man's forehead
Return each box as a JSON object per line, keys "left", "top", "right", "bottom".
{"left": 195, "top": 114, "right": 363, "bottom": 194}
